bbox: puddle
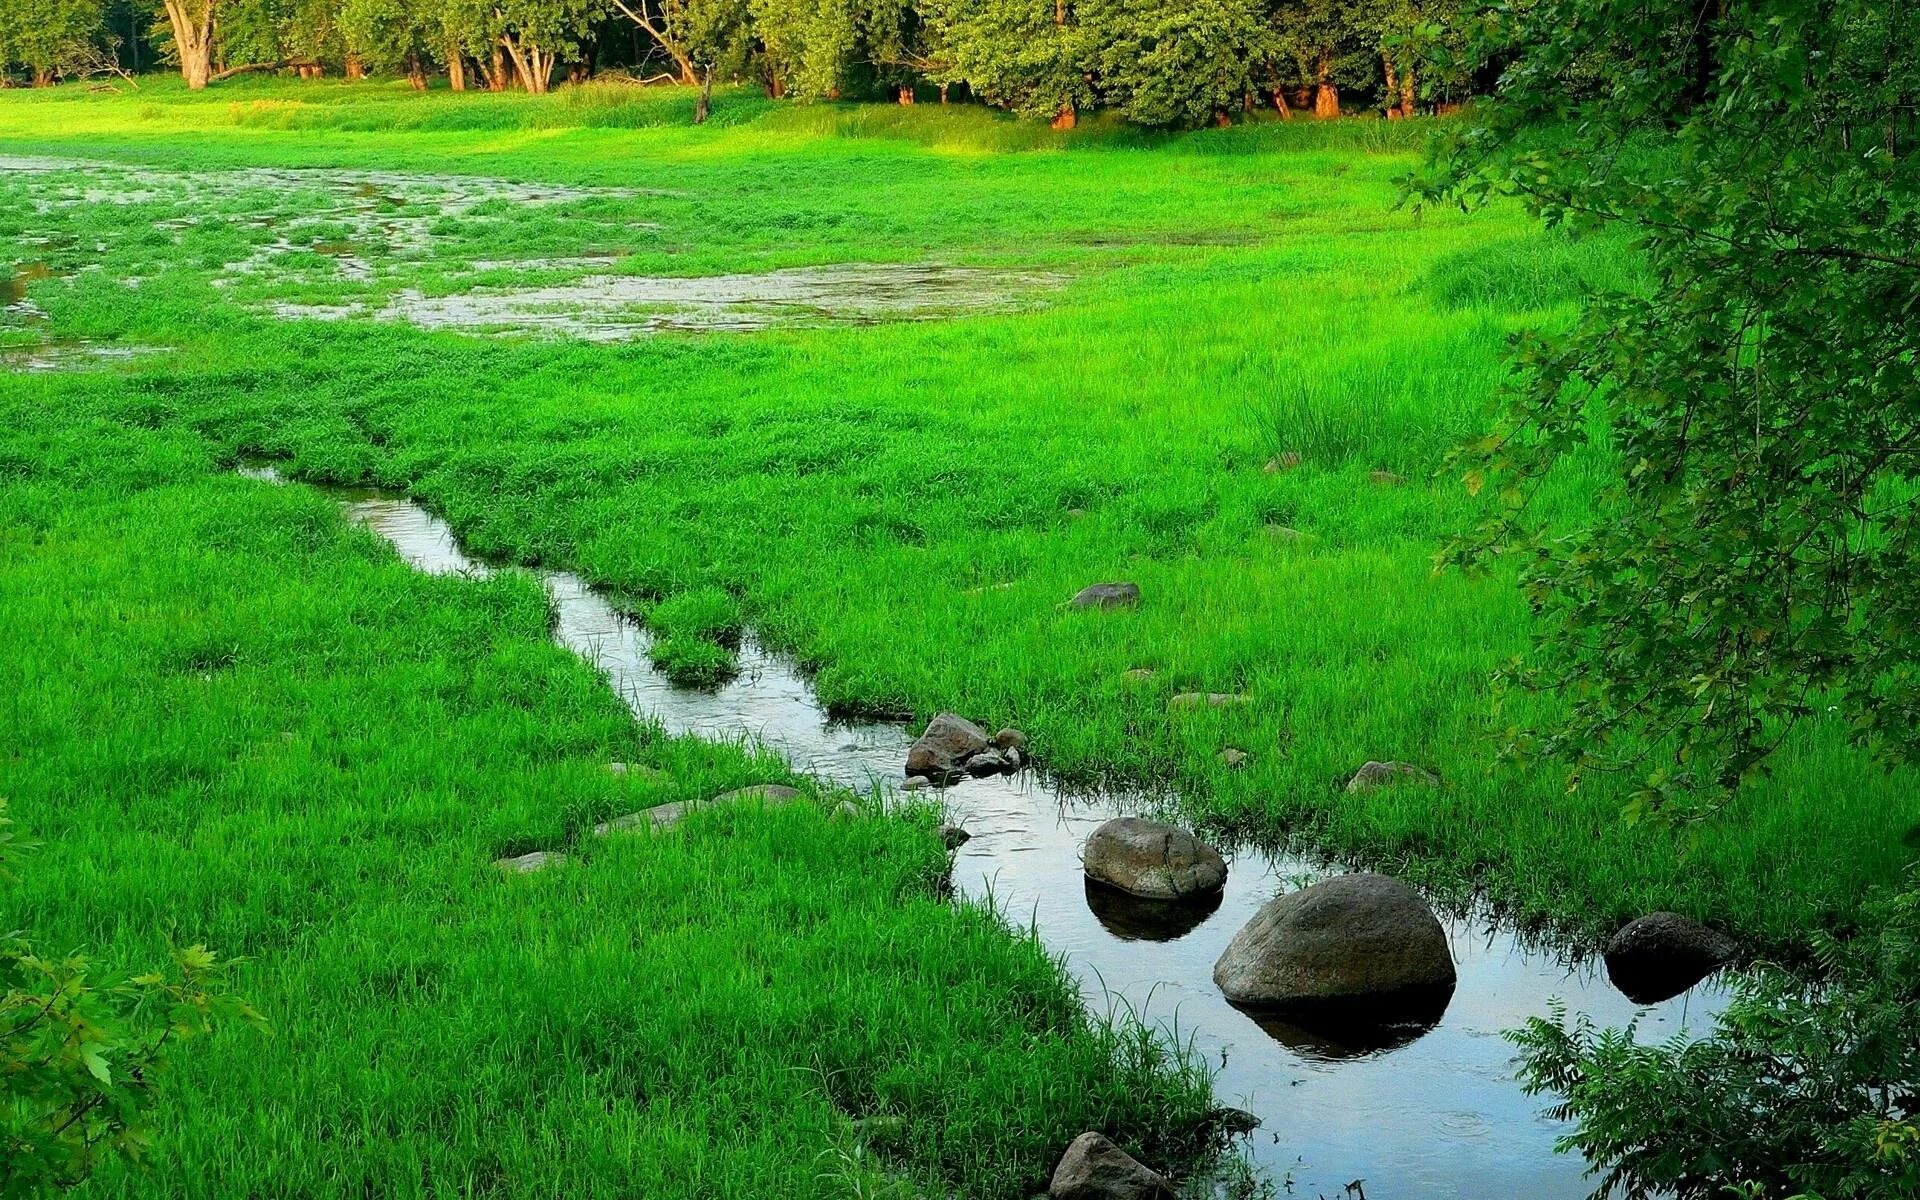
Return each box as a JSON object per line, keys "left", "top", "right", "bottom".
{"left": 277, "top": 263, "right": 1068, "bottom": 339}
{"left": 1, "top": 340, "right": 161, "bottom": 372}
{"left": 239, "top": 465, "right": 1728, "bottom": 1198}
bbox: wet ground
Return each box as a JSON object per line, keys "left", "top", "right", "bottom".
{"left": 239, "top": 464, "right": 1729, "bottom": 1200}
{"left": 2, "top": 156, "right": 1063, "bottom": 343}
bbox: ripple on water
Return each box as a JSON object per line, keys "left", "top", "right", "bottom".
{"left": 236, "top": 465, "right": 1734, "bottom": 1200}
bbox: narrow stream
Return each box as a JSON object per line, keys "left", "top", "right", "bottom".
{"left": 241, "top": 466, "right": 1726, "bottom": 1199}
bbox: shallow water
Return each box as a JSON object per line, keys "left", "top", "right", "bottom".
{"left": 241, "top": 466, "right": 1727, "bottom": 1198}
{"left": 277, "top": 262, "right": 1069, "bottom": 339}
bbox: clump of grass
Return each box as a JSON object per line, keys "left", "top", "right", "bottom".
{"left": 650, "top": 585, "right": 745, "bottom": 647}
{"left": 1420, "top": 231, "right": 1648, "bottom": 313}
{"left": 649, "top": 632, "right": 739, "bottom": 687}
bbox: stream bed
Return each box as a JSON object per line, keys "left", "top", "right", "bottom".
{"left": 241, "top": 465, "right": 1726, "bottom": 1199}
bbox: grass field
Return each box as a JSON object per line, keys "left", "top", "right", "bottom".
{"left": 2, "top": 73, "right": 1917, "bottom": 1192}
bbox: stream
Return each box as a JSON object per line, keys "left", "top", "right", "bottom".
{"left": 240, "top": 465, "right": 1726, "bottom": 1199}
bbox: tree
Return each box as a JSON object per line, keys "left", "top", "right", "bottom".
{"left": 1083, "top": 0, "right": 1271, "bottom": 127}
{"left": 0, "top": 0, "right": 107, "bottom": 86}
{"left": 340, "top": 0, "right": 434, "bottom": 85}
{"left": 1268, "top": 0, "right": 1373, "bottom": 117}
{"left": 917, "top": 0, "right": 1093, "bottom": 123}
{"left": 0, "top": 800, "right": 264, "bottom": 1195}
{"left": 608, "top": 0, "right": 747, "bottom": 88}
{"left": 1418, "top": 0, "right": 1920, "bottom": 818}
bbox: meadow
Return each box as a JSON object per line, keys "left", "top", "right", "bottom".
{"left": 2, "top": 74, "right": 1916, "bottom": 1195}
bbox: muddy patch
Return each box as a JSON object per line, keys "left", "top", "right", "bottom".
{"left": 276, "top": 263, "right": 1068, "bottom": 339}
{"left": 239, "top": 464, "right": 1729, "bottom": 1200}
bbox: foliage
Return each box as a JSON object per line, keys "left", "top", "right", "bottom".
{"left": 0, "top": 799, "right": 263, "bottom": 1197}
{"left": 1418, "top": 0, "right": 1920, "bottom": 818}
{"left": 0, "top": 0, "right": 106, "bottom": 82}
{"left": 1511, "top": 872, "right": 1920, "bottom": 1199}
{"left": 1083, "top": 0, "right": 1271, "bottom": 127}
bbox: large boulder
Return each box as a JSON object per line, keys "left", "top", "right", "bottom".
{"left": 1070, "top": 582, "right": 1142, "bottom": 610}
{"left": 1048, "top": 1132, "right": 1175, "bottom": 1200}
{"left": 1604, "top": 912, "right": 1737, "bottom": 1003}
{"left": 1212, "top": 873, "right": 1456, "bottom": 1019}
{"left": 1083, "top": 817, "right": 1227, "bottom": 901}
{"left": 714, "top": 783, "right": 802, "bottom": 806}
{"left": 906, "top": 713, "right": 990, "bottom": 777}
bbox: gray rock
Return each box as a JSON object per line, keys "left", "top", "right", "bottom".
{"left": 1048, "top": 1132, "right": 1175, "bottom": 1200}
{"left": 901, "top": 775, "right": 933, "bottom": 791}
{"left": 1368, "top": 469, "right": 1406, "bottom": 486}
{"left": 1264, "top": 525, "right": 1308, "bottom": 543}
{"left": 1212, "top": 873, "right": 1456, "bottom": 1018}
{"left": 594, "top": 802, "right": 688, "bottom": 836}
{"left": 1083, "top": 817, "right": 1228, "bottom": 900}
{"left": 1070, "top": 582, "right": 1141, "bottom": 610}
{"left": 907, "top": 713, "right": 991, "bottom": 777}
{"left": 937, "top": 823, "right": 971, "bottom": 850}
{"left": 966, "top": 748, "right": 1013, "bottom": 776}
{"left": 1203, "top": 1106, "right": 1262, "bottom": 1136}
{"left": 993, "top": 727, "right": 1028, "bottom": 753}
{"left": 1121, "top": 668, "right": 1157, "bottom": 683}
{"left": 1218, "top": 748, "right": 1249, "bottom": 769}
{"left": 1168, "top": 692, "right": 1249, "bottom": 710}
{"left": 1604, "top": 912, "right": 1738, "bottom": 1004}
{"left": 1345, "top": 761, "right": 1440, "bottom": 793}
{"left": 1263, "top": 451, "right": 1302, "bottom": 473}
{"left": 831, "top": 800, "right": 862, "bottom": 821}
{"left": 714, "top": 783, "right": 803, "bottom": 806}
{"left": 494, "top": 849, "right": 565, "bottom": 873}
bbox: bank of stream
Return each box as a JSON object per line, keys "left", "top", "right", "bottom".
{"left": 238, "top": 464, "right": 1726, "bottom": 1199}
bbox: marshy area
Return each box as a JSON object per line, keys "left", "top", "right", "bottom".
{"left": 3, "top": 78, "right": 1916, "bottom": 1200}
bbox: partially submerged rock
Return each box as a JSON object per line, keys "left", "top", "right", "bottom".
{"left": 1069, "top": 582, "right": 1141, "bottom": 610}
{"left": 1604, "top": 911, "right": 1737, "bottom": 1003}
{"left": 906, "top": 713, "right": 991, "bottom": 777}
{"left": 494, "top": 849, "right": 565, "bottom": 874}
{"left": 1084, "top": 876, "right": 1223, "bottom": 941}
{"left": 1083, "top": 817, "right": 1227, "bottom": 901}
{"left": 937, "top": 823, "right": 971, "bottom": 850}
{"left": 1345, "top": 760, "right": 1440, "bottom": 793}
{"left": 906, "top": 713, "right": 1021, "bottom": 779}
{"left": 1212, "top": 873, "right": 1456, "bottom": 1020}
{"left": 1048, "top": 1132, "right": 1175, "bottom": 1200}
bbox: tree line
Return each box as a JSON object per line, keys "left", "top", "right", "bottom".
{"left": 0, "top": 0, "right": 1474, "bottom": 125}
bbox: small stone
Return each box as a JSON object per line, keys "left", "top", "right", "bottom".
{"left": 714, "top": 783, "right": 803, "bottom": 806}
{"left": 1604, "top": 912, "right": 1738, "bottom": 1004}
{"left": 1219, "top": 748, "right": 1249, "bottom": 769}
{"left": 831, "top": 800, "right": 861, "bottom": 821}
{"left": 1368, "top": 469, "right": 1406, "bottom": 487}
{"left": 1065, "top": 507, "right": 1089, "bottom": 519}
{"left": 966, "top": 748, "right": 1013, "bottom": 776}
{"left": 1345, "top": 761, "right": 1440, "bottom": 792}
{"left": 1083, "top": 817, "right": 1228, "bottom": 900}
{"left": 1264, "top": 525, "right": 1307, "bottom": 543}
{"left": 992, "top": 728, "right": 1027, "bottom": 753}
{"left": 1121, "top": 667, "right": 1157, "bottom": 683}
{"left": 1203, "top": 1106, "right": 1262, "bottom": 1136}
{"left": 1168, "top": 692, "right": 1249, "bottom": 710}
{"left": 937, "top": 823, "right": 971, "bottom": 850}
{"left": 907, "top": 713, "right": 992, "bottom": 777}
{"left": 1263, "top": 451, "right": 1302, "bottom": 473}
{"left": 1049, "top": 1132, "right": 1175, "bottom": 1200}
{"left": 901, "top": 775, "right": 933, "bottom": 791}
{"left": 1069, "top": 582, "right": 1141, "bottom": 610}
{"left": 593, "top": 801, "right": 688, "bottom": 836}
{"left": 494, "top": 850, "right": 565, "bottom": 873}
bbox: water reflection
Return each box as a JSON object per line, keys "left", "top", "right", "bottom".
{"left": 1084, "top": 877, "right": 1225, "bottom": 942}
{"left": 239, "top": 465, "right": 1732, "bottom": 1200}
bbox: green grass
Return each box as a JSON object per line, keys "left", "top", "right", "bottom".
{"left": 2, "top": 77, "right": 1915, "bottom": 971}
{"left": 0, "top": 385, "right": 1212, "bottom": 1197}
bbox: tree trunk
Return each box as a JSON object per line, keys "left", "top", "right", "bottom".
{"left": 766, "top": 71, "right": 785, "bottom": 98}
{"left": 162, "top": 0, "right": 216, "bottom": 90}
{"left": 1051, "top": 101, "right": 1075, "bottom": 131}
{"left": 407, "top": 51, "right": 427, "bottom": 90}
{"left": 447, "top": 49, "right": 466, "bottom": 91}
{"left": 1273, "top": 89, "right": 1291, "bottom": 119}
{"left": 938, "top": 83, "right": 948, "bottom": 104}
{"left": 693, "top": 64, "right": 713, "bottom": 123}
{"left": 1400, "top": 66, "right": 1415, "bottom": 117}
{"left": 897, "top": 85, "right": 913, "bottom": 105}
{"left": 1383, "top": 55, "right": 1400, "bottom": 118}
{"left": 488, "top": 46, "right": 506, "bottom": 91}
{"left": 32, "top": 69, "right": 54, "bottom": 87}
{"left": 1313, "top": 51, "right": 1339, "bottom": 119}
{"left": 346, "top": 55, "right": 366, "bottom": 80}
